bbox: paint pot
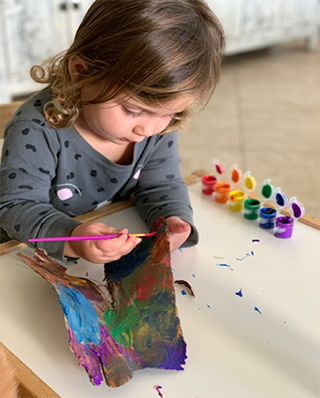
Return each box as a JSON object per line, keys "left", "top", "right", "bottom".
{"left": 261, "top": 180, "right": 274, "bottom": 201}
{"left": 259, "top": 207, "right": 277, "bottom": 229}
{"left": 229, "top": 190, "right": 246, "bottom": 212}
{"left": 231, "top": 164, "right": 242, "bottom": 186}
{"left": 273, "top": 189, "right": 288, "bottom": 208}
{"left": 289, "top": 197, "right": 305, "bottom": 220}
{"left": 202, "top": 175, "right": 217, "bottom": 195}
{"left": 274, "top": 216, "right": 294, "bottom": 239}
{"left": 273, "top": 197, "right": 304, "bottom": 239}
{"left": 244, "top": 173, "right": 256, "bottom": 191}
{"left": 214, "top": 160, "right": 225, "bottom": 176}
{"left": 214, "top": 182, "right": 231, "bottom": 203}
{"left": 244, "top": 198, "right": 261, "bottom": 220}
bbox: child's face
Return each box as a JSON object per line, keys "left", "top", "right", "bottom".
{"left": 79, "top": 89, "right": 193, "bottom": 145}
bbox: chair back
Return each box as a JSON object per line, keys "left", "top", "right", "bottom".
{"left": 0, "top": 101, "right": 24, "bottom": 139}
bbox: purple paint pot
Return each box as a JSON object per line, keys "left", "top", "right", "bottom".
{"left": 258, "top": 207, "right": 277, "bottom": 229}
{"left": 274, "top": 216, "right": 294, "bottom": 239}
{"left": 202, "top": 175, "right": 217, "bottom": 195}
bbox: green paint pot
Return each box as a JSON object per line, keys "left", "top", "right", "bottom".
{"left": 244, "top": 198, "right": 261, "bottom": 220}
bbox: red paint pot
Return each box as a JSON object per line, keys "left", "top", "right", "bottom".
{"left": 202, "top": 175, "right": 217, "bottom": 195}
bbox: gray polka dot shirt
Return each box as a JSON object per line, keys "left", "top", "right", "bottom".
{"left": 0, "top": 87, "right": 198, "bottom": 260}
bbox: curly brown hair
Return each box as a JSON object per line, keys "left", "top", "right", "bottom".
{"left": 31, "top": 0, "right": 224, "bottom": 132}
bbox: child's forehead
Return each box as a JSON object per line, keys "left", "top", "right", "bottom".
{"left": 121, "top": 95, "right": 194, "bottom": 112}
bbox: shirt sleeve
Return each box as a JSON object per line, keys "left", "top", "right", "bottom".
{"left": 133, "top": 132, "right": 199, "bottom": 247}
{"left": 0, "top": 120, "right": 81, "bottom": 259}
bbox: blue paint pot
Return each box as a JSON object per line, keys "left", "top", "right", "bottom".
{"left": 259, "top": 207, "right": 277, "bottom": 229}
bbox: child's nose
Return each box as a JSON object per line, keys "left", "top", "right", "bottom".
{"left": 133, "top": 123, "right": 156, "bottom": 138}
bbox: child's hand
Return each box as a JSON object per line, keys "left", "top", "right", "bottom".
{"left": 166, "top": 216, "right": 191, "bottom": 252}
{"left": 64, "top": 222, "right": 141, "bottom": 264}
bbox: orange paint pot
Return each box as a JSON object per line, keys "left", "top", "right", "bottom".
{"left": 214, "top": 182, "right": 231, "bottom": 203}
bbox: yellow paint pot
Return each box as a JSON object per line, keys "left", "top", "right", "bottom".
{"left": 229, "top": 190, "right": 246, "bottom": 212}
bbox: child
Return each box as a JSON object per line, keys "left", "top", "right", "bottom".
{"left": 0, "top": 0, "right": 224, "bottom": 264}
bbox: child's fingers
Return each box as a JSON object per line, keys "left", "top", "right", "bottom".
{"left": 169, "top": 223, "right": 190, "bottom": 234}
{"left": 96, "top": 235, "right": 142, "bottom": 262}
{"left": 166, "top": 217, "right": 191, "bottom": 234}
{"left": 165, "top": 217, "right": 191, "bottom": 252}
{"left": 95, "top": 232, "right": 131, "bottom": 251}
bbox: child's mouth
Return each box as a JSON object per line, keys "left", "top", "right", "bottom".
{"left": 122, "top": 138, "right": 136, "bottom": 143}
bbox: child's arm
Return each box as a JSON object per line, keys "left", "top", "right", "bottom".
{"left": 1, "top": 116, "right": 137, "bottom": 263}
{"left": 0, "top": 119, "right": 79, "bottom": 259}
{"left": 133, "top": 132, "right": 198, "bottom": 250}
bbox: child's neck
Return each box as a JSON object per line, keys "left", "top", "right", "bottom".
{"left": 73, "top": 117, "right": 134, "bottom": 166}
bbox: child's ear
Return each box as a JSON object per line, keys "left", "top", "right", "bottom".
{"left": 68, "top": 56, "right": 87, "bottom": 81}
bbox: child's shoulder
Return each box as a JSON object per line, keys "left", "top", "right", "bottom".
{"left": 6, "top": 86, "right": 53, "bottom": 130}
{"left": 3, "top": 87, "right": 63, "bottom": 152}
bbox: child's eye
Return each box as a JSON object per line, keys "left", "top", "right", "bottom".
{"left": 122, "top": 107, "right": 141, "bottom": 117}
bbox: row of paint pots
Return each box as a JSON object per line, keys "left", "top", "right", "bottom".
{"left": 202, "top": 175, "right": 304, "bottom": 239}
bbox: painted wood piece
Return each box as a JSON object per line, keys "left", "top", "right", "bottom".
{"left": 17, "top": 219, "right": 186, "bottom": 387}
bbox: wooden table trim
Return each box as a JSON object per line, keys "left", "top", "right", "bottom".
{"left": 0, "top": 343, "right": 61, "bottom": 398}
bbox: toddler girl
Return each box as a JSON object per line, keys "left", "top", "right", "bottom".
{"left": 0, "top": 0, "right": 224, "bottom": 263}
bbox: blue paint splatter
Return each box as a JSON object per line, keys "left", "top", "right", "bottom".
{"left": 56, "top": 283, "right": 101, "bottom": 345}
{"left": 252, "top": 239, "right": 260, "bottom": 243}
{"left": 251, "top": 251, "right": 254, "bottom": 256}
{"left": 207, "top": 304, "right": 211, "bottom": 309}
{"left": 254, "top": 306, "right": 262, "bottom": 314}
{"left": 236, "top": 253, "right": 251, "bottom": 261}
{"left": 181, "top": 290, "right": 187, "bottom": 295}
{"left": 192, "top": 273, "right": 196, "bottom": 278}
{"left": 216, "top": 263, "right": 233, "bottom": 271}
{"left": 235, "top": 288, "right": 243, "bottom": 297}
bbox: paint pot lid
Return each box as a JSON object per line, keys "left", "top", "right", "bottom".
{"left": 272, "top": 187, "right": 288, "bottom": 209}
{"left": 261, "top": 179, "right": 274, "bottom": 200}
{"left": 213, "top": 159, "right": 225, "bottom": 175}
{"left": 289, "top": 197, "right": 305, "bottom": 219}
{"left": 231, "top": 164, "right": 242, "bottom": 184}
{"left": 244, "top": 171, "right": 256, "bottom": 191}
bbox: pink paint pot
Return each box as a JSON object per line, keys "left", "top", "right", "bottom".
{"left": 202, "top": 175, "right": 217, "bottom": 195}
{"left": 274, "top": 216, "right": 294, "bottom": 239}
{"left": 214, "top": 182, "right": 231, "bottom": 203}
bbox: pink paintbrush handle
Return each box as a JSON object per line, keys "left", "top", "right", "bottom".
{"left": 28, "top": 232, "right": 156, "bottom": 243}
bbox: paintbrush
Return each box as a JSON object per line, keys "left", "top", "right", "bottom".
{"left": 28, "top": 231, "right": 157, "bottom": 243}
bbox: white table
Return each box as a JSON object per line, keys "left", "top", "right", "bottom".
{"left": 1, "top": 180, "right": 319, "bottom": 398}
